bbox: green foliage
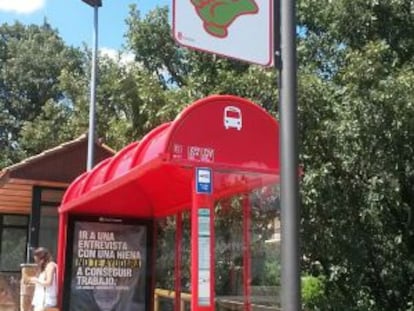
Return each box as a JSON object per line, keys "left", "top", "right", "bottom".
{"left": 19, "top": 99, "right": 74, "bottom": 155}
{"left": 302, "top": 275, "right": 326, "bottom": 311}
{"left": 263, "top": 257, "right": 281, "bottom": 286}
{"left": 298, "top": 3, "right": 414, "bottom": 308}
{"left": 125, "top": 5, "right": 190, "bottom": 88}
{"left": 125, "top": 5, "right": 278, "bottom": 112}
{"left": 0, "top": 21, "right": 83, "bottom": 165}
{"left": 298, "top": 0, "right": 414, "bottom": 64}
{"left": 294, "top": 1, "right": 414, "bottom": 309}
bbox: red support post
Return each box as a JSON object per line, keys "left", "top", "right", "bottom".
{"left": 243, "top": 194, "right": 252, "bottom": 311}
{"left": 57, "top": 212, "right": 67, "bottom": 308}
{"left": 191, "top": 168, "right": 215, "bottom": 311}
{"left": 175, "top": 212, "right": 183, "bottom": 311}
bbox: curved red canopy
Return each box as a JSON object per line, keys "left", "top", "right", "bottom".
{"left": 59, "top": 95, "right": 280, "bottom": 218}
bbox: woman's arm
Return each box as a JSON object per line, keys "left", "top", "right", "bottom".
{"left": 31, "top": 262, "right": 56, "bottom": 287}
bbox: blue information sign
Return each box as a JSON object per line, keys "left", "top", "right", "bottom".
{"left": 196, "top": 168, "right": 212, "bottom": 194}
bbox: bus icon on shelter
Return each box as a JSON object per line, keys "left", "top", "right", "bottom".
{"left": 224, "top": 106, "right": 242, "bottom": 130}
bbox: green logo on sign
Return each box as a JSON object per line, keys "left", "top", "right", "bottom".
{"left": 191, "top": 0, "right": 259, "bottom": 38}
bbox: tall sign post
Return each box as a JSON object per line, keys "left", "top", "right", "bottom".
{"left": 173, "top": 0, "right": 300, "bottom": 310}
{"left": 81, "top": 0, "right": 102, "bottom": 171}
{"left": 278, "top": 0, "right": 301, "bottom": 310}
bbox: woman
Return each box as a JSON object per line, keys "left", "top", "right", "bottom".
{"left": 29, "top": 247, "right": 58, "bottom": 311}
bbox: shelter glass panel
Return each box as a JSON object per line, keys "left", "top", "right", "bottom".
{"left": 154, "top": 216, "right": 177, "bottom": 311}
{"left": 215, "top": 197, "right": 244, "bottom": 310}
{"left": 250, "top": 186, "right": 281, "bottom": 310}
{"left": 181, "top": 211, "right": 192, "bottom": 311}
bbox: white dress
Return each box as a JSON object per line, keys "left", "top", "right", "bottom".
{"left": 32, "top": 262, "right": 58, "bottom": 310}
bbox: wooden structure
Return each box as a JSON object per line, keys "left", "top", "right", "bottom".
{"left": 0, "top": 134, "right": 114, "bottom": 311}
{"left": 0, "top": 134, "right": 115, "bottom": 215}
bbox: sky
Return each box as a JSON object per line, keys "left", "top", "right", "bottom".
{"left": 0, "top": 0, "right": 170, "bottom": 52}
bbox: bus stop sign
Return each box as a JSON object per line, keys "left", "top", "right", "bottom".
{"left": 173, "top": 0, "right": 274, "bottom": 66}
{"left": 196, "top": 168, "right": 212, "bottom": 194}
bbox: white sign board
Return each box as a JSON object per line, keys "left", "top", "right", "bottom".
{"left": 198, "top": 208, "right": 211, "bottom": 306}
{"left": 173, "top": 0, "right": 274, "bottom": 66}
{"left": 196, "top": 167, "right": 212, "bottom": 193}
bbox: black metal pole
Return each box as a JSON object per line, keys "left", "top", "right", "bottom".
{"left": 278, "top": 0, "right": 301, "bottom": 309}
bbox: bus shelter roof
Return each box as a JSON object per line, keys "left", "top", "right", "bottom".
{"left": 59, "top": 95, "right": 280, "bottom": 218}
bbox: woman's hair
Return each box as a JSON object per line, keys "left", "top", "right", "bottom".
{"left": 33, "top": 247, "right": 52, "bottom": 271}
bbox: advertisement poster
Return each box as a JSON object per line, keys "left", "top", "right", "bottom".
{"left": 67, "top": 220, "right": 148, "bottom": 311}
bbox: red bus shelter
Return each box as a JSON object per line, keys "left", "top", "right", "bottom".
{"left": 57, "top": 95, "right": 280, "bottom": 311}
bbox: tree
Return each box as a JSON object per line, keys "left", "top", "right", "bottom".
{"left": 19, "top": 99, "right": 74, "bottom": 155}
{"left": 57, "top": 48, "right": 177, "bottom": 151}
{"left": 0, "top": 21, "right": 83, "bottom": 166}
{"left": 126, "top": 5, "right": 190, "bottom": 88}
{"left": 299, "top": 42, "right": 414, "bottom": 311}
{"left": 298, "top": 0, "right": 414, "bottom": 64}
{"left": 125, "top": 5, "right": 278, "bottom": 113}
{"left": 297, "top": 1, "right": 414, "bottom": 309}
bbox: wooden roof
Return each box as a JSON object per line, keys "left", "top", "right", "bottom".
{"left": 0, "top": 179, "right": 68, "bottom": 214}
{"left": 0, "top": 135, "right": 115, "bottom": 214}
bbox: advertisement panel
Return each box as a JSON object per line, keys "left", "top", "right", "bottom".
{"left": 64, "top": 217, "right": 150, "bottom": 311}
